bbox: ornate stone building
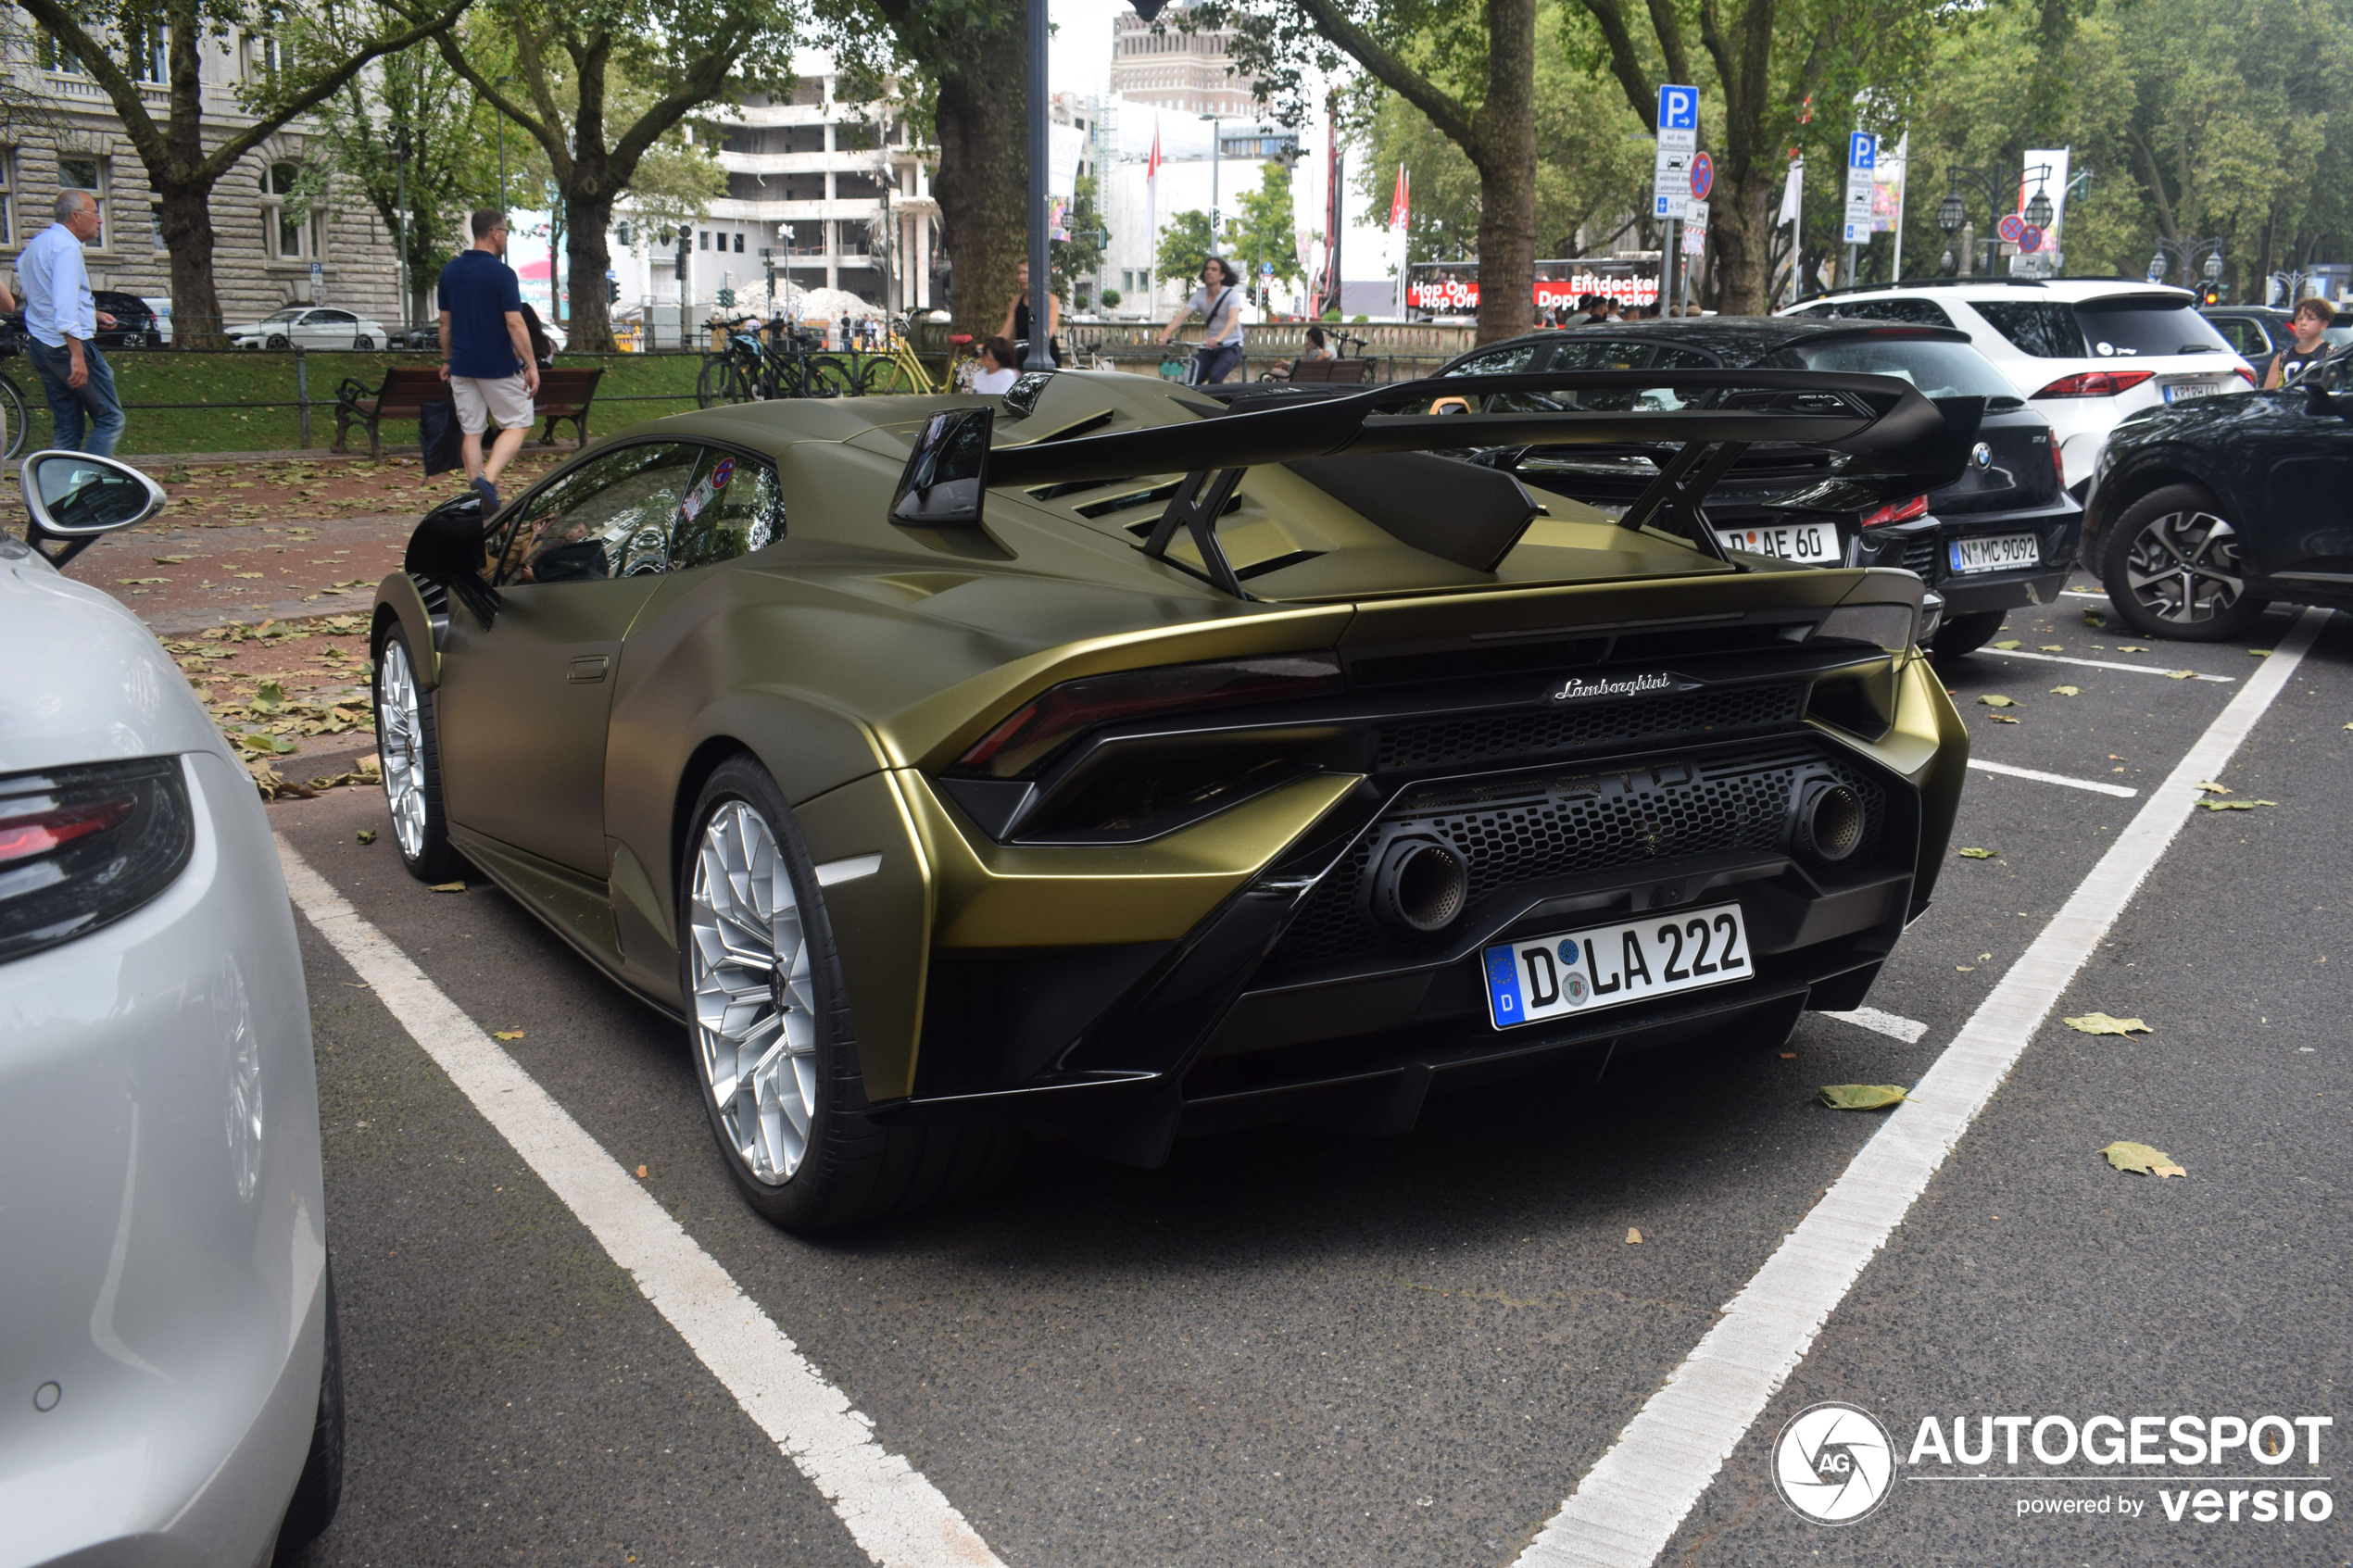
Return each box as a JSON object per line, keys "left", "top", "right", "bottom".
{"left": 1111, "top": 3, "right": 1260, "bottom": 118}
{"left": 3, "top": 34, "right": 402, "bottom": 334}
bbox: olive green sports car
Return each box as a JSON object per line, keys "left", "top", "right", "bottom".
{"left": 371, "top": 368, "right": 1972, "bottom": 1228}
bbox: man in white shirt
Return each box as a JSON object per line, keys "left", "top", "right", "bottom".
{"left": 19, "top": 190, "right": 124, "bottom": 456}
{"left": 1159, "top": 257, "right": 1247, "bottom": 383}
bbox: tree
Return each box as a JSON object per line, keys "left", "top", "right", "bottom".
{"left": 820, "top": 0, "right": 1026, "bottom": 339}
{"left": 1156, "top": 208, "right": 1216, "bottom": 289}
{"left": 433, "top": 0, "right": 795, "bottom": 351}
{"left": 1231, "top": 157, "right": 1301, "bottom": 297}
{"left": 1055, "top": 171, "right": 1109, "bottom": 310}
{"left": 1196, "top": 0, "right": 1541, "bottom": 344}
{"left": 1355, "top": 11, "right": 1651, "bottom": 269}
{"left": 17, "top": 0, "right": 473, "bottom": 345}
{"left": 1573, "top": 0, "right": 1942, "bottom": 313}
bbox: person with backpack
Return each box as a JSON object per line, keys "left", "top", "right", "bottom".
{"left": 1159, "top": 257, "right": 1247, "bottom": 384}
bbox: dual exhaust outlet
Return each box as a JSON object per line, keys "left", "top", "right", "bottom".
{"left": 1359, "top": 773, "right": 1864, "bottom": 934}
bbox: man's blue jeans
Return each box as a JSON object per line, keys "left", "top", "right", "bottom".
{"left": 27, "top": 339, "right": 126, "bottom": 457}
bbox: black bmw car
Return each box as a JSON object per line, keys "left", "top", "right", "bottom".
{"left": 2082, "top": 343, "right": 2353, "bottom": 639}
{"left": 1436, "top": 319, "right": 2083, "bottom": 657}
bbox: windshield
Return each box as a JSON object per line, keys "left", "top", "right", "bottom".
{"left": 1782, "top": 338, "right": 2019, "bottom": 401}
{"left": 259, "top": 308, "right": 303, "bottom": 322}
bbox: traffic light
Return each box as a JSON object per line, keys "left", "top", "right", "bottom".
{"left": 608, "top": 277, "right": 621, "bottom": 304}
{"left": 2199, "top": 283, "right": 2225, "bottom": 307}
{"left": 717, "top": 285, "right": 735, "bottom": 309}
{"left": 615, "top": 220, "right": 633, "bottom": 247}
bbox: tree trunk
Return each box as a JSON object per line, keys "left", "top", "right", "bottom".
{"left": 156, "top": 182, "right": 228, "bottom": 347}
{"left": 930, "top": 47, "right": 1028, "bottom": 341}
{"left": 1709, "top": 166, "right": 1772, "bottom": 314}
{"left": 566, "top": 191, "right": 619, "bottom": 350}
{"left": 1469, "top": 0, "right": 1536, "bottom": 343}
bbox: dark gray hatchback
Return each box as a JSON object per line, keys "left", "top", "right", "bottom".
{"left": 1435, "top": 319, "right": 2083, "bottom": 656}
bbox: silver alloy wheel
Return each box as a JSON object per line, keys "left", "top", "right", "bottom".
{"left": 2121, "top": 508, "right": 2246, "bottom": 624}
{"left": 376, "top": 638, "right": 430, "bottom": 858}
{"left": 687, "top": 801, "right": 819, "bottom": 1185}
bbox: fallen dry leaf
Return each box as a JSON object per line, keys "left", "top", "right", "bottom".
{"left": 118, "top": 576, "right": 169, "bottom": 585}
{"left": 2049, "top": 684, "right": 2082, "bottom": 696}
{"left": 1957, "top": 847, "right": 1996, "bottom": 859}
{"left": 2100, "top": 1141, "right": 2186, "bottom": 1179}
{"left": 152, "top": 554, "right": 194, "bottom": 564}
{"left": 1819, "top": 1084, "right": 1909, "bottom": 1110}
{"left": 2197, "top": 779, "right": 2232, "bottom": 794}
{"left": 356, "top": 829, "right": 376, "bottom": 845}
{"left": 2165, "top": 669, "right": 2196, "bottom": 680}
{"left": 1778, "top": 1051, "right": 1797, "bottom": 1060}
{"left": 2248, "top": 648, "right": 2272, "bottom": 657}
{"left": 1624, "top": 1227, "right": 1642, "bottom": 1244}
{"left": 2198, "top": 798, "right": 2278, "bottom": 810}
{"left": 429, "top": 881, "right": 467, "bottom": 893}
{"left": 492, "top": 1030, "right": 525, "bottom": 1041}
{"left": 1978, "top": 694, "right": 2020, "bottom": 708}
{"left": 637, "top": 1164, "right": 651, "bottom": 1180}
{"left": 2065, "top": 1011, "right": 2151, "bottom": 1036}
{"left": 2115, "top": 645, "right": 2149, "bottom": 653}
{"left": 2082, "top": 609, "right": 2108, "bottom": 627}
{"left": 1988, "top": 714, "right": 2020, "bottom": 723}
{"left": 2038, "top": 644, "right": 2064, "bottom": 652}
{"left": 1991, "top": 639, "right": 2022, "bottom": 650}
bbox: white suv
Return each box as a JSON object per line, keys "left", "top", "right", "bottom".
{"left": 1780, "top": 281, "right": 2254, "bottom": 493}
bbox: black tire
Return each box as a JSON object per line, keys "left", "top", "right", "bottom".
{"left": 809, "top": 356, "right": 861, "bottom": 399}
{"left": 679, "top": 756, "right": 1021, "bottom": 1230}
{"left": 353, "top": 334, "right": 374, "bottom": 350}
{"left": 266, "top": 332, "right": 291, "bottom": 350}
{"left": 2099, "top": 483, "right": 2270, "bottom": 641}
{"left": 1931, "top": 609, "right": 2007, "bottom": 659}
{"left": 371, "top": 624, "right": 465, "bottom": 882}
{"left": 273, "top": 1262, "right": 345, "bottom": 1561}
{"left": 0, "top": 373, "right": 24, "bottom": 460}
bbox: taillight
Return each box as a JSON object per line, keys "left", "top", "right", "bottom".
{"left": 2033, "top": 370, "right": 2155, "bottom": 398}
{"left": 955, "top": 654, "right": 1346, "bottom": 778}
{"left": 2233, "top": 367, "right": 2256, "bottom": 387}
{"left": 1860, "top": 495, "right": 1930, "bottom": 528}
{"left": 2051, "top": 439, "right": 2067, "bottom": 488}
{"left": 0, "top": 758, "right": 194, "bottom": 963}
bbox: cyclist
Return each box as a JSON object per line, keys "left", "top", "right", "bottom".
{"left": 1160, "top": 257, "right": 1247, "bottom": 384}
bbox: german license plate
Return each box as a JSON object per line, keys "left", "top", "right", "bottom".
{"left": 1483, "top": 902, "right": 1750, "bottom": 1029}
{"left": 2163, "top": 381, "right": 2224, "bottom": 403}
{"left": 1715, "top": 521, "right": 1837, "bottom": 562}
{"left": 1948, "top": 533, "right": 2041, "bottom": 574}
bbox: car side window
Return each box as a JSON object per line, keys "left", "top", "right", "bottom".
{"left": 671, "top": 448, "right": 782, "bottom": 571}
{"left": 493, "top": 442, "right": 698, "bottom": 585}
{"left": 1807, "top": 297, "right": 1956, "bottom": 328}
{"left": 1443, "top": 343, "right": 1545, "bottom": 376}
{"left": 2212, "top": 318, "right": 2267, "bottom": 357}
{"left": 1970, "top": 300, "right": 2086, "bottom": 358}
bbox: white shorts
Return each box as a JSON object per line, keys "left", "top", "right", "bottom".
{"left": 449, "top": 373, "right": 533, "bottom": 434}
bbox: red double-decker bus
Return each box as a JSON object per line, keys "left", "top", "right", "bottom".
{"left": 1406, "top": 257, "right": 1662, "bottom": 318}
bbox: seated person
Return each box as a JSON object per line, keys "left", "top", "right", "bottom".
{"left": 1265, "top": 325, "right": 1336, "bottom": 382}
{"left": 970, "top": 335, "right": 1021, "bottom": 395}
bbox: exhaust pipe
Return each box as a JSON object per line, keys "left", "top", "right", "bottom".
{"left": 1364, "top": 834, "right": 1469, "bottom": 931}
{"left": 1791, "top": 778, "right": 1865, "bottom": 864}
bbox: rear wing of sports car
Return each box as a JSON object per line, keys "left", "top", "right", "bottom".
{"left": 889, "top": 370, "right": 1984, "bottom": 597}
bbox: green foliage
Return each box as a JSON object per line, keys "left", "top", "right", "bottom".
{"left": 1054, "top": 173, "right": 1109, "bottom": 305}
{"left": 1156, "top": 209, "right": 1219, "bottom": 290}
{"left": 1231, "top": 160, "right": 1303, "bottom": 289}
{"left": 1355, "top": 8, "right": 1652, "bottom": 264}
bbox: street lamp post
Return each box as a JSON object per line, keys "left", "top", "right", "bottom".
{"left": 391, "top": 120, "right": 410, "bottom": 333}
{"left": 1937, "top": 165, "right": 2012, "bottom": 276}
{"left": 496, "top": 75, "right": 512, "bottom": 212}
{"left": 2148, "top": 235, "right": 2225, "bottom": 292}
{"left": 1022, "top": 0, "right": 1052, "bottom": 372}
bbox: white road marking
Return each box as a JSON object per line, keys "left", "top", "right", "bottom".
{"left": 1515, "top": 605, "right": 2332, "bottom": 1568}
{"left": 2059, "top": 589, "right": 2108, "bottom": 600}
{"left": 1817, "top": 1006, "right": 1928, "bottom": 1045}
{"left": 1970, "top": 759, "right": 2140, "bottom": 798}
{"left": 276, "top": 842, "right": 1002, "bottom": 1568}
{"left": 1977, "top": 646, "right": 2233, "bottom": 683}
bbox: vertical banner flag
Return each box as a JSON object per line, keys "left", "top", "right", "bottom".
{"left": 1390, "top": 164, "right": 1410, "bottom": 230}
{"left": 1778, "top": 157, "right": 1803, "bottom": 228}
{"left": 2018, "top": 146, "right": 2070, "bottom": 267}
{"left": 1147, "top": 118, "right": 1162, "bottom": 182}
{"left": 1843, "top": 131, "right": 1876, "bottom": 245}
{"left": 1390, "top": 166, "right": 1410, "bottom": 319}
{"left": 1653, "top": 84, "right": 1700, "bottom": 220}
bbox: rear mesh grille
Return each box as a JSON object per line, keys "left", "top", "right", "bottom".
{"left": 1901, "top": 540, "right": 1939, "bottom": 575}
{"left": 1267, "top": 741, "right": 1884, "bottom": 972}
{"left": 1374, "top": 683, "right": 1806, "bottom": 773}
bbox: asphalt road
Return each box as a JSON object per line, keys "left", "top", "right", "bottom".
{"left": 269, "top": 583, "right": 2350, "bottom": 1568}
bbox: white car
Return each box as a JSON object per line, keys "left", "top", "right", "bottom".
{"left": 229, "top": 306, "right": 390, "bottom": 351}
{"left": 1781, "top": 280, "right": 2255, "bottom": 492}
{"left": 0, "top": 453, "right": 341, "bottom": 1564}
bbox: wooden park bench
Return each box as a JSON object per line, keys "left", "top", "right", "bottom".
{"left": 1287, "top": 356, "right": 1378, "bottom": 384}
{"left": 332, "top": 363, "right": 606, "bottom": 458}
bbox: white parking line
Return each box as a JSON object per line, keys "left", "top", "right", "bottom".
{"left": 1817, "top": 1006, "right": 1928, "bottom": 1045}
{"left": 276, "top": 843, "right": 1003, "bottom": 1568}
{"left": 1977, "top": 646, "right": 2233, "bottom": 683}
{"left": 1971, "top": 759, "right": 2139, "bottom": 798}
{"left": 1514, "top": 606, "right": 2331, "bottom": 1568}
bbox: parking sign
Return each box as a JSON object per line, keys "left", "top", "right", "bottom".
{"left": 1653, "top": 85, "right": 1700, "bottom": 220}
{"left": 1658, "top": 86, "right": 1699, "bottom": 138}
{"left": 1848, "top": 132, "right": 1876, "bottom": 171}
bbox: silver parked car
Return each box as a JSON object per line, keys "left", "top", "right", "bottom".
{"left": 0, "top": 453, "right": 341, "bottom": 1565}
{"left": 228, "top": 306, "right": 389, "bottom": 351}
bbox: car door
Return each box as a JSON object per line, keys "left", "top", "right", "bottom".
{"left": 306, "top": 308, "right": 358, "bottom": 349}
{"left": 434, "top": 441, "right": 701, "bottom": 873}
{"left": 2257, "top": 351, "right": 2353, "bottom": 579}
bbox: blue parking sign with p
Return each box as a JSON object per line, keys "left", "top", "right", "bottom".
{"left": 1850, "top": 132, "right": 1876, "bottom": 169}
{"left": 1658, "top": 85, "right": 1698, "bottom": 131}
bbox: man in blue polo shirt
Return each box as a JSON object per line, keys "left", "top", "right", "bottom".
{"left": 437, "top": 207, "right": 540, "bottom": 509}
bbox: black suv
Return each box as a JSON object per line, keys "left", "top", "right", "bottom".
{"left": 1, "top": 290, "right": 166, "bottom": 350}
{"left": 1436, "top": 318, "right": 2083, "bottom": 657}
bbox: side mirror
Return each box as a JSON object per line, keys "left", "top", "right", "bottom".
{"left": 403, "top": 490, "right": 502, "bottom": 628}
{"left": 2304, "top": 380, "right": 2345, "bottom": 419}
{"left": 888, "top": 407, "right": 992, "bottom": 527}
{"left": 18, "top": 450, "right": 166, "bottom": 567}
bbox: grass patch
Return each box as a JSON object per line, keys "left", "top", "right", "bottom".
{"left": 4, "top": 349, "right": 708, "bottom": 456}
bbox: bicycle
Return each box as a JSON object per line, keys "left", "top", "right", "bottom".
{"left": 696, "top": 317, "right": 859, "bottom": 405}
{"left": 0, "top": 331, "right": 33, "bottom": 459}
{"left": 854, "top": 314, "right": 977, "bottom": 395}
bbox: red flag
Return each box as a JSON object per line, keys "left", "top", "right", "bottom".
{"left": 1389, "top": 164, "right": 1409, "bottom": 229}
{"left": 1148, "top": 119, "right": 1162, "bottom": 182}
